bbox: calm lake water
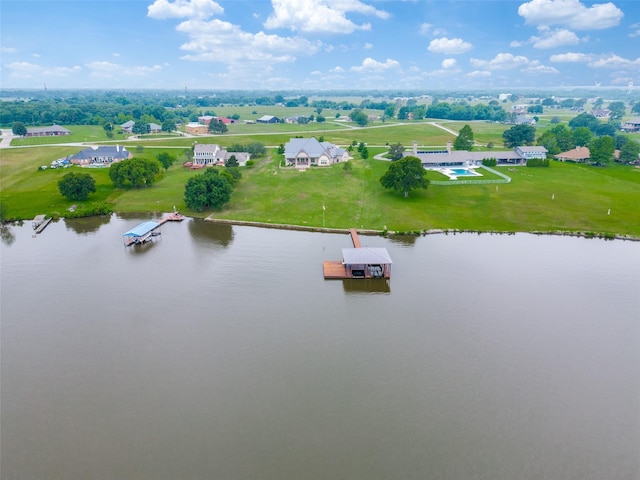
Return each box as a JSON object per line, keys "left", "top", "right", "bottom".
{"left": 1, "top": 215, "right": 639, "bottom": 480}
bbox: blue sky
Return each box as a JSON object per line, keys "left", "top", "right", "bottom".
{"left": 1, "top": 0, "right": 639, "bottom": 90}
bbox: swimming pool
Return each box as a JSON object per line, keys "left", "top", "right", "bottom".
{"left": 451, "top": 168, "right": 479, "bottom": 176}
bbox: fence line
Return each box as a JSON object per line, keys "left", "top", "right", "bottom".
{"left": 430, "top": 165, "right": 512, "bottom": 186}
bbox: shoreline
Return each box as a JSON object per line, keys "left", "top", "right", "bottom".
{"left": 204, "top": 216, "right": 640, "bottom": 242}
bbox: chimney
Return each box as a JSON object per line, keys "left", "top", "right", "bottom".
{"left": 413, "top": 141, "right": 417, "bottom": 156}
{"left": 446, "top": 141, "right": 451, "bottom": 154}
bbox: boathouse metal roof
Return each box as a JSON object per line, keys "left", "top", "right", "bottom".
{"left": 123, "top": 221, "right": 159, "bottom": 237}
{"left": 342, "top": 247, "right": 393, "bottom": 265}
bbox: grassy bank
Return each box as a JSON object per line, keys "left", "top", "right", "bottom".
{"left": 1, "top": 144, "right": 639, "bottom": 237}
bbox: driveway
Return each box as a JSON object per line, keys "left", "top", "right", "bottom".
{"left": 0, "top": 129, "right": 16, "bottom": 148}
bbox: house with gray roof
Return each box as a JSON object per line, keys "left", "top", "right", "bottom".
{"left": 193, "top": 143, "right": 250, "bottom": 167}
{"left": 404, "top": 141, "right": 545, "bottom": 167}
{"left": 621, "top": 117, "right": 640, "bottom": 133}
{"left": 25, "top": 124, "right": 71, "bottom": 137}
{"left": 284, "top": 137, "right": 349, "bottom": 168}
{"left": 257, "top": 115, "right": 278, "bottom": 123}
{"left": 68, "top": 145, "right": 132, "bottom": 166}
{"left": 121, "top": 120, "right": 135, "bottom": 133}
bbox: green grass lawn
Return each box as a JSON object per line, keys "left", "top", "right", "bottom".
{"left": 2, "top": 142, "right": 639, "bottom": 237}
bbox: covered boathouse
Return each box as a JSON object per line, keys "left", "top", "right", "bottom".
{"left": 323, "top": 229, "right": 392, "bottom": 279}
{"left": 122, "top": 221, "right": 160, "bottom": 246}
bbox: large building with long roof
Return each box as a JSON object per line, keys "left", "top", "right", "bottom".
{"left": 404, "top": 141, "right": 546, "bottom": 167}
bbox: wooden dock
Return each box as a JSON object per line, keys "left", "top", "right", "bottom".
{"left": 158, "top": 212, "right": 185, "bottom": 224}
{"left": 349, "top": 228, "right": 361, "bottom": 248}
{"left": 323, "top": 229, "right": 392, "bottom": 280}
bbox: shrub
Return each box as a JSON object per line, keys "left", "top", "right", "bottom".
{"left": 482, "top": 158, "right": 497, "bottom": 167}
{"left": 526, "top": 158, "right": 550, "bottom": 167}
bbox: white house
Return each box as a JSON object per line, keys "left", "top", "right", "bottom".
{"left": 193, "top": 143, "right": 250, "bottom": 167}
{"left": 284, "top": 137, "right": 349, "bottom": 168}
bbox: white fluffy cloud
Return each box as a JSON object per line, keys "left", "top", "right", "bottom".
{"left": 427, "top": 37, "right": 472, "bottom": 54}
{"left": 470, "top": 53, "right": 532, "bottom": 70}
{"left": 441, "top": 58, "right": 457, "bottom": 69}
{"left": 531, "top": 28, "right": 580, "bottom": 48}
{"left": 147, "top": 0, "right": 223, "bottom": 19}
{"left": 587, "top": 54, "right": 640, "bottom": 69}
{"left": 264, "top": 0, "right": 389, "bottom": 34}
{"left": 549, "top": 52, "right": 592, "bottom": 62}
{"left": 518, "top": 0, "right": 623, "bottom": 30}
{"left": 350, "top": 57, "right": 399, "bottom": 72}
{"left": 176, "top": 18, "right": 321, "bottom": 63}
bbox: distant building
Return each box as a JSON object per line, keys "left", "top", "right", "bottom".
{"left": 69, "top": 145, "right": 131, "bottom": 166}
{"left": 198, "top": 115, "right": 215, "bottom": 125}
{"left": 256, "top": 115, "right": 278, "bottom": 123}
{"left": 25, "top": 124, "right": 71, "bottom": 137}
{"left": 620, "top": 117, "right": 640, "bottom": 133}
{"left": 121, "top": 120, "right": 135, "bottom": 133}
{"left": 185, "top": 122, "right": 209, "bottom": 135}
{"left": 555, "top": 146, "right": 590, "bottom": 163}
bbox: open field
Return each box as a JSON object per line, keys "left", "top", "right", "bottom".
{"left": 2, "top": 142, "right": 638, "bottom": 237}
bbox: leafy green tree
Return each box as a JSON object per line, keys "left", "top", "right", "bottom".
{"left": 349, "top": 109, "right": 368, "bottom": 127}
{"left": 246, "top": 141, "right": 266, "bottom": 156}
{"left": 12, "top": 121, "right": 27, "bottom": 136}
{"left": 162, "top": 118, "right": 176, "bottom": 132}
{"left": 208, "top": 119, "right": 228, "bottom": 134}
{"left": 607, "top": 101, "right": 626, "bottom": 121}
{"left": 184, "top": 168, "right": 233, "bottom": 212}
{"left": 156, "top": 152, "right": 176, "bottom": 171}
{"left": 502, "top": 124, "right": 535, "bottom": 148}
{"left": 388, "top": 142, "right": 404, "bottom": 161}
{"left": 277, "top": 144, "right": 285, "bottom": 155}
{"left": 549, "top": 124, "right": 575, "bottom": 152}
{"left": 453, "top": 124, "right": 474, "bottom": 150}
{"left": 58, "top": 172, "right": 96, "bottom": 201}
{"left": 594, "top": 123, "right": 616, "bottom": 137}
{"left": 619, "top": 140, "right": 640, "bottom": 164}
{"left": 589, "top": 136, "right": 615, "bottom": 165}
{"left": 384, "top": 104, "right": 396, "bottom": 119}
{"left": 536, "top": 131, "right": 559, "bottom": 155}
{"left": 632, "top": 102, "right": 640, "bottom": 115}
{"left": 109, "top": 157, "right": 161, "bottom": 188}
{"left": 572, "top": 127, "right": 593, "bottom": 147}
{"left": 132, "top": 121, "right": 150, "bottom": 135}
{"left": 360, "top": 146, "right": 369, "bottom": 159}
{"left": 380, "top": 156, "right": 429, "bottom": 198}
{"left": 569, "top": 112, "right": 599, "bottom": 131}
{"left": 225, "top": 155, "right": 239, "bottom": 167}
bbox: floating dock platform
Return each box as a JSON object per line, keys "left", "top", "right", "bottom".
{"left": 32, "top": 215, "right": 52, "bottom": 234}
